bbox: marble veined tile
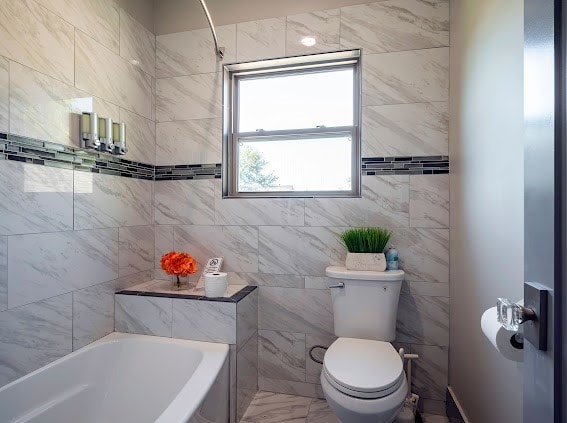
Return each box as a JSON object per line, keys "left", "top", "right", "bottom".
{"left": 306, "top": 333, "right": 336, "bottom": 383}
{"left": 259, "top": 287, "right": 334, "bottom": 336}
{"left": 9, "top": 61, "right": 93, "bottom": 147}
{"left": 237, "top": 335, "right": 258, "bottom": 421}
{"left": 119, "top": 225, "right": 155, "bottom": 277}
{"left": 304, "top": 276, "right": 332, "bottom": 290}
{"left": 174, "top": 225, "right": 258, "bottom": 273}
{"left": 214, "top": 181, "right": 305, "bottom": 226}
{"left": 410, "top": 174, "right": 450, "bottom": 228}
{"left": 340, "top": 0, "right": 449, "bottom": 54}
{"left": 155, "top": 180, "right": 215, "bottom": 225}
{"left": 392, "top": 228, "right": 449, "bottom": 282}
{"left": 72, "top": 281, "right": 116, "bottom": 350}
{"left": 237, "top": 18, "right": 286, "bottom": 62}
{"left": 7, "top": 229, "right": 118, "bottom": 308}
{"left": 0, "top": 237, "right": 6, "bottom": 312}
{"left": 237, "top": 290, "right": 258, "bottom": 348}
{"left": 362, "top": 102, "right": 449, "bottom": 157}
{"left": 403, "top": 281, "right": 449, "bottom": 297}
{"left": 120, "top": 108, "right": 156, "bottom": 165}
{"left": 363, "top": 48, "right": 449, "bottom": 106}
{"left": 230, "top": 345, "right": 238, "bottom": 422}
{"left": 0, "top": 161, "right": 73, "bottom": 235}
{"left": 35, "top": 0, "right": 119, "bottom": 53}
{"left": 93, "top": 97, "right": 121, "bottom": 123}
{"left": 156, "top": 118, "right": 222, "bottom": 165}
{"left": 154, "top": 224, "right": 174, "bottom": 267}
{"left": 0, "top": 293, "right": 72, "bottom": 387}
{"left": 115, "top": 295, "right": 172, "bottom": 337}
{"left": 396, "top": 292, "right": 449, "bottom": 346}
{"left": 307, "top": 399, "right": 340, "bottom": 423}
{"left": 259, "top": 226, "right": 345, "bottom": 276}
{"left": 258, "top": 378, "right": 324, "bottom": 400}
{"left": 120, "top": 9, "right": 155, "bottom": 77}
{"left": 172, "top": 299, "right": 236, "bottom": 343}
{"left": 0, "top": 0, "right": 74, "bottom": 84}
{"left": 114, "top": 269, "right": 153, "bottom": 291}
{"left": 286, "top": 9, "right": 340, "bottom": 56}
{"left": 259, "top": 330, "right": 306, "bottom": 382}
{"left": 411, "top": 344, "right": 448, "bottom": 400}
{"left": 75, "top": 31, "right": 153, "bottom": 119}
{"left": 241, "top": 391, "right": 312, "bottom": 423}
{"left": 156, "top": 72, "right": 222, "bottom": 122}
{"left": 305, "top": 176, "right": 409, "bottom": 228}
{"left": 0, "top": 57, "right": 8, "bottom": 132}
{"left": 228, "top": 273, "right": 305, "bottom": 288}
{"left": 157, "top": 25, "right": 236, "bottom": 77}
{"left": 74, "top": 172, "right": 153, "bottom": 230}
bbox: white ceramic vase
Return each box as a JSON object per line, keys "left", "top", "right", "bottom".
{"left": 345, "top": 252, "right": 387, "bottom": 271}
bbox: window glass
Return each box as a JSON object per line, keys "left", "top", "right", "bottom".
{"left": 238, "top": 69, "right": 354, "bottom": 132}
{"left": 237, "top": 135, "right": 352, "bottom": 192}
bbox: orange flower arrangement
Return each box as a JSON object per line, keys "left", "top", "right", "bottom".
{"left": 161, "top": 251, "right": 198, "bottom": 288}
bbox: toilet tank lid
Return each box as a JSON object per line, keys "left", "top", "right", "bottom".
{"left": 325, "top": 266, "right": 404, "bottom": 281}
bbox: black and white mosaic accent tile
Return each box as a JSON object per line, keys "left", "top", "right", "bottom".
{"left": 0, "top": 132, "right": 449, "bottom": 180}
{"left": 362, "top": 156, "right": 450, "bottom": 175}
{"left": 0, "top": 132, "right": 154, "bottom": 180}
{"left": 154, "top": 163, "right": 222, "bottom": 180}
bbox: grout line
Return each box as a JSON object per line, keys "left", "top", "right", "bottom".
{"left": 6, "top": 56, "right": 9, "bottom": 135}
{"left": 73, "top": 28, "right": 76, "bottom": 87}
{"left": 4, "top": 236, "right": 8, "bottom": 312}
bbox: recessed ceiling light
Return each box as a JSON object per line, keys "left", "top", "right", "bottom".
{"left": 130, "top": 59, "right": 140, "bottom": 66}
{"left": 301, "top": 37, "right": 317, "bottom": 47}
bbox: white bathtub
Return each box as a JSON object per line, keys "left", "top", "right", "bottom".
{"left": 0, "top": 332, "right": 229, "bottom": 423}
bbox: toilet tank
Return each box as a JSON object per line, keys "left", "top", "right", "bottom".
{"left": 325, "top": 266, "right": 405, "bottom": 341}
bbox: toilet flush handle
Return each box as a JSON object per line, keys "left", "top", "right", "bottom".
{"left": 328, "top": 282, "right": 344, "bottom": 289}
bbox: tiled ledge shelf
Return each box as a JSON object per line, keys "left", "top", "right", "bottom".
{"left": 114, "top": 280, "right": 259, "bottom": 423}
{"left": 117, "top": 279, "right": 257, "bottom": 302}
{"left": 1, "top": 131, "right": 449, "bottom": 180}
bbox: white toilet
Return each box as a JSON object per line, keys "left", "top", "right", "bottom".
{"left": 321, "top": 266, "right": 408, "bottom": 423}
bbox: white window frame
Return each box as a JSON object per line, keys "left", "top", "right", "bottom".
{"left": 222, "top": 49, "right": 362, "bottom": 198}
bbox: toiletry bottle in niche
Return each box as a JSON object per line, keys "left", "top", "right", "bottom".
{"left": 386, "top": 247, "right": 398, "bottom": 270}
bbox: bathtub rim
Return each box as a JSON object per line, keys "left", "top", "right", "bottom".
{"left": 0, "top": 332, "right": 230, "bottom": 423}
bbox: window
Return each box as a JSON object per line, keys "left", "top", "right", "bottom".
{"left": 222, "top": 50, "right": 361, "bottom": 198}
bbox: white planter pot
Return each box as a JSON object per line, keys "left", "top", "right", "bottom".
{"left": 345, "top": 252, "right": 387, "bottom": 271}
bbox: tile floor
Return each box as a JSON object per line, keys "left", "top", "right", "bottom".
{"left": 241, "top": 391, "right": 450, "bottom": 423}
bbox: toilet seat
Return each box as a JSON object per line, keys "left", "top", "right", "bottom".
{"left": 323, "top": 338, "right": 404, "bottom": 400}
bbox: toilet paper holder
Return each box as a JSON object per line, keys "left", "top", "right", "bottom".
{"left": 496, "top": 282, "right": 548, "bottom": 351}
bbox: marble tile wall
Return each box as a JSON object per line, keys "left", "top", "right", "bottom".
{"left": 154, "top": 0, "right": 450, "bottom": 411}
{"left": 0, "top": 0, "right": 156, "bottom": 388}
{"left": 0, "top": 161, "right": 156, "bottom": 386}
{"left": 1, "top": 0, "right": 156, "bottom": 163}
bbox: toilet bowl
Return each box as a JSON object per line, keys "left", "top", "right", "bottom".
{"left": 322, "top": 267, "right": 407, "bottom": 423}
{"left": 321, "top": 337, "right": 407, "bottom": 423}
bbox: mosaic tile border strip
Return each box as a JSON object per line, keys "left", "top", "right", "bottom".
{"left": 155, "top": 156, "right": 450, "bottom": 180}
{"left": 0, "top": 132, "right": 153, "bottom": 180}
{"left": 154, "top": 163, "right": 222, "bottom": 181}
{"left": 0, "top": 132, "right": 449, "bottom": 180}
{"left": 362, "top": 156, "right": 449, "bottom": 175}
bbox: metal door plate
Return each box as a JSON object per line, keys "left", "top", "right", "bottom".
{"left": 524, "top": 282, "right": 548, "bottom": 350}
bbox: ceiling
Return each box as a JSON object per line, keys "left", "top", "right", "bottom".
{"left": 153, "top": 0, "right": 372, "bottom": 35}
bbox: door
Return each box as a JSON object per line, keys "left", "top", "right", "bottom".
{"left": 524, "top": 0, "right": 565, "bottom": 421}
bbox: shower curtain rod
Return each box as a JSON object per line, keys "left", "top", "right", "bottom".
{"left": 198, "top": 0, "right": 225, "bottom": 60}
